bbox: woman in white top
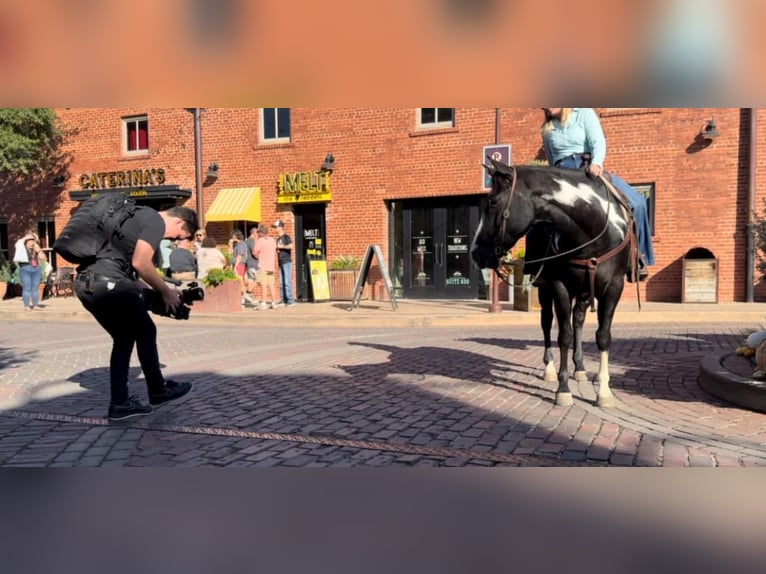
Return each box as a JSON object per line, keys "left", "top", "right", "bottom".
{"left": 13, "top": 232, "right": 47, "bottom": 310}
{"left": 195, "top": 237, "right": 227, "bottom": 280}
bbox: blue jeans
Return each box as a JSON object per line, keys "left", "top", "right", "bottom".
{"left": 20, "top": 264, "right": 42, "bottom": 307}
{"left": 278, "top": 261, "right": 294, "bottom": 304}
{"left": 556, "top": 156, "right": 655, "bottom": 265}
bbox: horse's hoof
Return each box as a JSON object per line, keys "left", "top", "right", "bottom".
{"left": 555, "top": 392, "right": 573, "bottom": 406}
{"left": 574, "top": 371, "right": 588, "bottom": 383}
{"left": 544, "top": 370, "right": 557, "bottom": 383}
{"left": 597, "top": 394, "right": 616, "bottom": 408}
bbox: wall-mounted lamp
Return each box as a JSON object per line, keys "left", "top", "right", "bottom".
{"left": 320, "top": 153, "right": 335, "bottom": 173}
{"left": 207, "top": 162, "right": 219, "bottom": 179}
{"left": 700, "top": 119, "right": 719, "bottom": 140}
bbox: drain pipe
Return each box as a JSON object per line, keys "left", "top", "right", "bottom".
{"left": 488, "top": 108, "right": 503, "bottom": 313}
{"left": 746, "top": 108, "right": 757, "bottom": 302}
{"left": 193, "top": 108, "right": 204, "bottom": 228}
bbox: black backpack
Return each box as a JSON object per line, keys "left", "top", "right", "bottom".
{"left": 53, "top": 193, "right": 137, "bottom": 269}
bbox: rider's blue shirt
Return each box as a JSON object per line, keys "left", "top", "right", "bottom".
{"left": 541, "top": 108, "right": 606, "bottom": 169}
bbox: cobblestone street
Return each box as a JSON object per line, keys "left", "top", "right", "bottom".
{"left": 2, "top": 316, "right": 765, "bottom": 467}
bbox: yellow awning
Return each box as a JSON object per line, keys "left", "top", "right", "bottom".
{"left": 205, "top": 187, "right": 261, "bottom": 222}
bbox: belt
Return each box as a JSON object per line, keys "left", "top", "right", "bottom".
{"left": 555, "top": 153, "right": 591, "bottom": 167}
{"left": 76, "top": 273, "right": 126, "bottom": 283}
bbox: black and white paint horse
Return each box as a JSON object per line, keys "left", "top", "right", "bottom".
{"left": 471, "top": 160, "right": 635, "bottom": 407}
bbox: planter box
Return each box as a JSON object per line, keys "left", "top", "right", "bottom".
{"left": 188, "top": 279, "right": 241, "bottom": 313}
{"left": 513, "top": 261, "right": 540, "bottom": 312}
{"left": 329, "top": 269, "right": 359, "bottom": 301}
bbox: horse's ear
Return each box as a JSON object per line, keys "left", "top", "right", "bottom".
{"left": 489, "top": 157, "right": 511, "bottom": 174}
{"left": 483, "top": 161, "right": 495, "bottom": 176}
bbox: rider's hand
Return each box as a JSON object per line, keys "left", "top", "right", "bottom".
{"left": 588, "top": 164, "right": 603, "bottom": 177}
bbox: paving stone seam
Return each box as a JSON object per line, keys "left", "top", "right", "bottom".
{"left": 3, "top": 409, "right": 606, "bottom": 467}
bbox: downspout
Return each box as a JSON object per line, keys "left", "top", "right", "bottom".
{"left": 746, "top": 108, "right": 757, "bottom": 302}
{"left": 488, "top": 108, "right": 503, "bottom": 313}
{"left": 194, "top": 108, "right": 204, "bottom": 228}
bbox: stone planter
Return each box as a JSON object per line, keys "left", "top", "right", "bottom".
{"left": 188, "top": 279, "right": 241, "bottom": 313}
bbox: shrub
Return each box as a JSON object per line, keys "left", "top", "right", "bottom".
{"left": 330, "top": 255, "right": 361, "bottom": 270}
{"left": 202, "top": 267, "right": 239, "bottom": 288}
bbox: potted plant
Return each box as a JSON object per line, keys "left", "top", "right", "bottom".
{"left": 0, "top": 260, "right": 11, "bottom": 300}
{"left": 188, "top": 267, "right": 242, "bottom": 313}
{"left": 511, "top": 247, "right": 541, "bottom": 312}
{"left": 328, "top": 255, "right": 362, "bottom": 301}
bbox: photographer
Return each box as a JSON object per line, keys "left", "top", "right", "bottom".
{"left": 74, "top": 204, "right": 199, "bottom": 421}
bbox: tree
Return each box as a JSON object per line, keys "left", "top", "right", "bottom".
{"left": 0, "top": 108, "right": 63, "bottom": 176}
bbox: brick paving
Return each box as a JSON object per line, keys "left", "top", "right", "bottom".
{"left": 1, "top": 315, "right": 765, "bottom": 467}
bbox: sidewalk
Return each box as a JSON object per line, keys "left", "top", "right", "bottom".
{"left": 1, "top": 293, "right": 765, "bottom": 328}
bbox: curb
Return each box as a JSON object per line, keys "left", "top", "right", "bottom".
{"left": 698, "top": 351, "right": 766, "bottom": 414}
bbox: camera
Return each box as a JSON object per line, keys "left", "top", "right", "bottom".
{"left": 143, "top": 281, "right": 205, "bottom": 320}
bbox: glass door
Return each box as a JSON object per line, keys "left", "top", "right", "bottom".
{"left": 402, "top": 201, "right": 477, "bottom": 298}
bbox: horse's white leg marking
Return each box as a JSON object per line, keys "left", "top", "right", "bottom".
{"left": 544, "top": 361, "right": 557, "bottom": 383}
{"left": 574, "top": 370, "right": 588, "bottom": 382}
{"left": 555, "top": 392, "right": 573, "bottom": 406}
{"left": 596, "top": 350, "right": 615, "bottom": 408}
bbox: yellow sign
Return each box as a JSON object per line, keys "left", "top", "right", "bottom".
{"left": 80, "top": 168, "right": 166, "bottom": 190}
{"left": 277, "top": 171, "right": 332, "bottom": 204}
{"left": 308, "top": 259, "right": 331, "bottom": 302}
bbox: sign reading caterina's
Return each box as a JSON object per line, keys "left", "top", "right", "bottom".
{"left": 277, "top": 170, "right": 332, "bottom": 204}
{"left": 79, "top": 168, "right": 166, "bottom": 190}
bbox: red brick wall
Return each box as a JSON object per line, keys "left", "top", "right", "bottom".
{"left": 3, "top": 107, "right": 764, "bottom": 303}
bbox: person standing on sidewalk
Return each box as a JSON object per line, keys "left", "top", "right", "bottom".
{"left": 272, "top": 220, "right": 295, "bottom": 306}
{"left": 252, "top": 224, "right": 278, "bottom": 309}
{"left": 74, "top": 205, "right": 198, "bottom": 421}
{"left": 13, "top": 232, "right": 46, "bottom": 311}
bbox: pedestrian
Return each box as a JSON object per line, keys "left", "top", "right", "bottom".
{"left": 192, "top": 228, "right": 207, "bottom": 254}
{"left": 252, "top": 224, "right": 278, "bottom": 309}
{"left": 228, "top": 230, "right": 249, "bottom": 301}
{"left": 13, "top": 232, "right": 47, "bottom": 311}
{"left": 169, "top": 238, "right": 197, "bottom": 282}
{"left": 244, "top": 226, "right": 260, "bottom": 305}
{"left": 272, "top": 219, "right": 295, "bottom": 306}
{"left": 196, "top": 236, "right": 227, "bottom": 280}
{"left": 158, "top": 238, "right": 174, "bottom": 278}
{"left": 73, "top": 205, "right": 198, "bottom": 420}
{"left": 538, "top": 108, "right": 654, "bottom": 281}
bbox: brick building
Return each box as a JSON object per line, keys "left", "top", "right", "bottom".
{"left": 1, "top": 107, "right": 764, "bottom": 303}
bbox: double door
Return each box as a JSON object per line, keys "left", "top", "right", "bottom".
{"left": 402, "top": 201, "right": 480, "bottom": 299}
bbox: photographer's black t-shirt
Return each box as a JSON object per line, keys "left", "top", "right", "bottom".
{"left": 88, "top": 207, "right": 165, "bottom": 278}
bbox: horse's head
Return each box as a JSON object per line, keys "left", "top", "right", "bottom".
{"left": 471, "top": 159, "right": 534, "bottom": 269}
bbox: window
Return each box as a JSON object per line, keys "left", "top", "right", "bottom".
{"left": 123, "top": 115, "right": 149, "bottom": 154}
{"left": 37, "top": 219, "right": 57, "bottom": 268}
{"left": 0, "top": 221, "right": 8, "bottom": 264}
{"left": 631, "top": 183, "right": 656, "bottom": 236}
{"left": 261, "top": 108, "right": 291, "bottom": 142}
{"left": 418, "top": 108, "right": 455, "bottom": 129}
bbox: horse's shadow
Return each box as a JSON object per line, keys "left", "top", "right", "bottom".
{"left": 342, "top": 341, "right": 559, "bottom": 404}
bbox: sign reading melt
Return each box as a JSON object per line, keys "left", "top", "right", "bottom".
{"left": 277, "top": 171, "right": 332, "bottom": 204}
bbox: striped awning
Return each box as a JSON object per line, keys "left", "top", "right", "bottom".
{"left": 205, "top": 187, "right": 261, "bottom": 222}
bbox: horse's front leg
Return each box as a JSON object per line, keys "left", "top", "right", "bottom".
{"left": 572, "top": 297, "right": 589, "bottom": 382}
{"left": 551, "top": 284, "right": 574, "bottom": 406}
{"left": 539, "top": 286, "right": 557, "bottom": 383}
{"left": 594, "top": 288, "right": 621, "bottom": 408}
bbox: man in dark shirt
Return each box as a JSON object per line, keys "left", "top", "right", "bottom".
{"left": 74, "top": 204, "right": 199, "bottom": 421}
{"left": 169, "top": 238, "right": 197, "bottom": 281}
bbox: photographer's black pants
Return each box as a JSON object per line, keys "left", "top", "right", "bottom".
{"left": 75, "top": 277, "right": 166, "bottom": 405}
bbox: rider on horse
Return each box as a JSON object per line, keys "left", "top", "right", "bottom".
{"left": 525, "top": 108, "right": 653, "bottom": 283}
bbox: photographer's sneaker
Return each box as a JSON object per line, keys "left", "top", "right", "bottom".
{"left": 149, "top": 380, "right": 193, "bottom": 406}
{"left": 108, "top": 396, "right": 153, "bottom": 421}
{"left": 271, "top": 301, "right": 283, "bottom": 309}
